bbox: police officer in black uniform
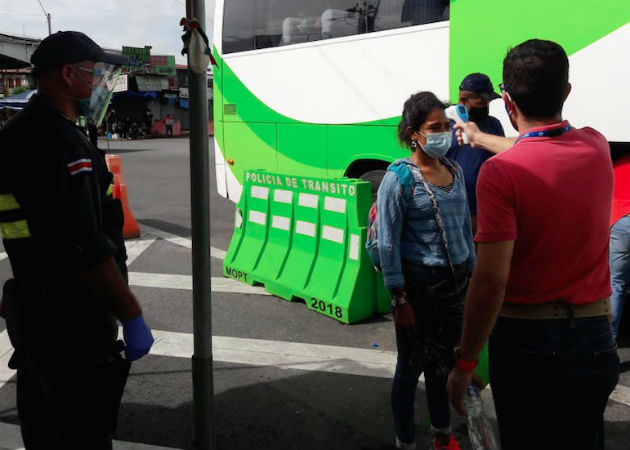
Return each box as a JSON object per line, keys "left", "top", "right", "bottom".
{"left": 0, "top": 31, "right": 154, "bottom": 449}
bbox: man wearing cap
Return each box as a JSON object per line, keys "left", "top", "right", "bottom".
{"left": 446, "top": 73, "right": 504, "bottom": 234}
{"left": 0, "top": 31, "right": 154, "bottom": 449}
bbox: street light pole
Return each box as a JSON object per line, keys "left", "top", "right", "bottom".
{"left": 186, "top": 0, "right": 214, "bottom": 449}
{"left": 36, "top": 1, "right": 51, "bottom": 35}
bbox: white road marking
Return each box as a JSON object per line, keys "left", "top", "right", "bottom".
{"left": 0, "top": 421, "right": 181, "bottom": 450}
{"left": 150, "top": 329, "right": 396, "bottom": 379}
{"left": 0, "top": 251, "right": 7, "bottom": 262}
{"left": 1, "top": 328, "right": 629, "bottom": 410}
{"left": 128, "top": 272, "right": 270, "bottom": 296}
{"left": 610, "top": 383, "right": 630, "bottom": 406}
{"left": 0, "top": 331, "right": 14, "bottom": 389}
{"left": 140, "top": 224, "right": 227, "bottom": 260}
{"left": 125, "top": 234, "right": 158, "bottom": 266}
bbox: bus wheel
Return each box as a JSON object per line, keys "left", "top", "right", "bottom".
{"left": 359, "top": 169, "right": 386, "bottom": 202}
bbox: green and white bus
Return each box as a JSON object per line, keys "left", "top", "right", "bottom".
{"left": 213, "top": 0, "right": 630, "bottom": 201}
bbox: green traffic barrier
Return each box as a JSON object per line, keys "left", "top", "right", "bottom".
{"left": 223, "top": 170, "right": 390, "bottom": 323}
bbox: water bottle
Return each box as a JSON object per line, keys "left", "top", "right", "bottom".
{"left": 464, "top": 383, "right": 501, "bottom": 450}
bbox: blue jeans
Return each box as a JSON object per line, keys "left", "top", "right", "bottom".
{"left": 610, "top": 214, "right": 630, "bottom": 339}
{"left": 489, "top": 316, "right": 619, "bottom": 450}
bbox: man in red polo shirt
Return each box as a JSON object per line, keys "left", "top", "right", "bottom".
{"left": 447, "top": 39, "right": 619, "bottom": 450}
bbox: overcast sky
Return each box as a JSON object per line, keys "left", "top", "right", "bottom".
{"left": 0, "top": 0, "right": 215, "bottom": 65}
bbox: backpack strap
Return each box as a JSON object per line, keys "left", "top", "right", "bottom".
{"left": 387, "top": 160, "right": 415, "bottom": 200}
{"left": 439, "top": 157, "right": 463, "bottom": 183}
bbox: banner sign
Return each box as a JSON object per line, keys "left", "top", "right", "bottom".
{"left": 148, "top": 55, "right": 176, "bottom": 76}
{"left": 122, "top": 45, "right": 151, "bottom": 72}
{"left": 112, "top": 74, "right": 128, "bottom": 92}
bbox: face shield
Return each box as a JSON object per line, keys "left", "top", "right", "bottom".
{"left": 77, "top": 62, "right": 120, "bottom": 125}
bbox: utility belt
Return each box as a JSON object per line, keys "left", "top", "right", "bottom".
{"left": 500, "top": 297, "right": 612, "bottom": 322}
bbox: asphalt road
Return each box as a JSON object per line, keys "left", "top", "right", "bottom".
{"left": 0, "top": 136, "right": 628, "bottom": 450}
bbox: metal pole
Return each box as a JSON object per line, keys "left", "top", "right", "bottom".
{"left": 47, "top": 13, "right": 51, "bottom": 35}
{"left": 186, "top": 1, "right": 214, "bottom": 449}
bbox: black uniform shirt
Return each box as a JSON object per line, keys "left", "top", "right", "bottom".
{"left": 0, "top": 95, "right": 123, "bottom": 357}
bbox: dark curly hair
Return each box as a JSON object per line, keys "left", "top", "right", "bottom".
{"left": 397, "top": 91, "right": 446, "bottom": 149}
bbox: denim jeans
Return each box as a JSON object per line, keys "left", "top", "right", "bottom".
{"left": 489, "top": 316, "right": 619, "bottom": 450}
{"left": 391, "top": 263, "right": 465, "bottom": 445}
{"left": 610, "top": 214, "right": 630, "bottom": 339}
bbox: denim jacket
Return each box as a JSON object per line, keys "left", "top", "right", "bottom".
{"left": 376, "top": 158, "right": 475, "bottom": 290}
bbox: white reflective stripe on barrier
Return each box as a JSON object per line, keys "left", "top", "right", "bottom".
{"left": 251, "top": 186, "right": 269, "bottom": 200}
{"left": 298, "top": 193, "right": 318, "bottom": 208}
{"left": 349, "top": 234, "right": 360, "bottom": 260}
{"left": 322, "top": 225, "right": 344, "bottom": 244}
{"left": 274, "top": 189, "right": 293, "bottom": 204}
{"left": 296, "top": 220, "right": 316, "bottom": 237}
{"left": 324, "top": 196, "right": 346, "bottom": 214}
{"left": 249, "top": 210, "right": 267, "bottom": 226}
{"left": 272, "top": 215, "right": 291, "bottom": 231}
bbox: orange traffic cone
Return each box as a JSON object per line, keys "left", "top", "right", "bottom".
{"left": 105, "top": 154, "right": 141, "bottom": 239}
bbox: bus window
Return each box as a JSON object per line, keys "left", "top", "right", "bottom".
{"left": 222, "top": 0, "right": 450, "bottom": 54}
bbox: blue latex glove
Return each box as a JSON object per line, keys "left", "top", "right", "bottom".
{"left": 122, "top": 314, "right": 154, "bottom": 361}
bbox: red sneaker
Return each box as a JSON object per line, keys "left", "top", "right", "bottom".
{"left": 432, "top": 435, "right": 462, "bottom": 450}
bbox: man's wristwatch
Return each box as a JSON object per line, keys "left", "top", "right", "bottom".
{"left": 390, "top": 290, "right": 408, "bottom": 311}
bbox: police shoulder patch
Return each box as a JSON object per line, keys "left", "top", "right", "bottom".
{"left": 67, "top": 158, "right": 93, "bottom": 176}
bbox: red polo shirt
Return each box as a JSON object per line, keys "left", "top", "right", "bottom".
{"left": 611, "top": 155, "right": 630, "bottom": 227}
{"left": 475, "top": 121, "right": 613, "bottom": 305}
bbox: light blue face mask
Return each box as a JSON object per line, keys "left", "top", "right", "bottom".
{"left": 419, "top": 131, "right": 452, "bottom": 158}
{"left": 79, "top": 85, "right": 109, "bottom": 123}
{"left": 75, "top": 63, "right": 118, "bottom": 124}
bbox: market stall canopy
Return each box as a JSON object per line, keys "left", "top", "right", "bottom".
{"left": 0, "top": 89, "right": 37, "bottom": 109}
{"left": 0, "top": 53, "right": 31, "bottom": 69}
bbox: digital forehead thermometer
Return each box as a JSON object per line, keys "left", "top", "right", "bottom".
{"left": 445, "top": 104, "right": 470, "bottom": 144}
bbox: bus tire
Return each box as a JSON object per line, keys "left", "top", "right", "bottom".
{"left": 359, "top": 169, "right": 386, "bottom": 202}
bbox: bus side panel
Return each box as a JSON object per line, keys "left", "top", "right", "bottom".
{"left": 277, "top": 124, "right": 328, "bottom": 178}
{"left": 449, "top": 0, "right": 630, "bottom": 104}
{"left": 222, "top": 57, "right": 294, "bottom": 125}
{"left": 224, "top": 122, "right": 278, "bottom": 201}
{"left": 327, "top": 125, "right": 405, "bottom": 178}
{"left": 213, "top": 46, "right": 227, "bottom": 197}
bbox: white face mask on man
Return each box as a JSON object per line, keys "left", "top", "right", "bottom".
{"left": 418, "top": 131, "right": 452, "bottom": 158}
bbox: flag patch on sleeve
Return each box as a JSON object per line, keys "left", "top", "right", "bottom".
{"left": 67, "top": 158, "right": 93, "bottom": 176}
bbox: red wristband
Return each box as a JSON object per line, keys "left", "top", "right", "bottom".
{"left": 455, "top": 357, "right": 479, "bottom": 373}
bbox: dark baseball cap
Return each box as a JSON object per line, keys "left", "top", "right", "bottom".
{"left": 31, "top": 31, "right": 129, "bottom": 74}
{"left": 459, "top": 73, "right": 501, "bottom": 100}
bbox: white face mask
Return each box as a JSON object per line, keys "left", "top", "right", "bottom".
{"left": 418, "top": 131, "right": 452, "bottom": 158}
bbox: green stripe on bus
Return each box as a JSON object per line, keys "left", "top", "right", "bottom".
{"left": 449, "top": 0, "right": 630, "bottom": 101}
